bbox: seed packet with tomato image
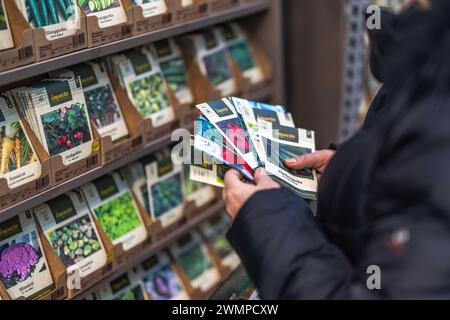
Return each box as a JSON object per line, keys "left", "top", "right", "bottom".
{"left": 194, "top": 114, "right": 254, "bottom": 181}
{"left": 196, "top": 98, "right": 259, "bottom": 170}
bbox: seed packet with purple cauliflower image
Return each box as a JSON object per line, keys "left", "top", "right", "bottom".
{"left": 0, "top": 212, "right": 54, "bottom": 300}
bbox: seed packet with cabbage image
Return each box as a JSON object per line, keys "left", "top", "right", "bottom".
{"left": 77, "top": 0, "right": 127, "bottom": 28}
{"left": 0, "top": 212, "right": 54, "bottom": 300}
{"left": 169, "top": 231, "right": 220, "bottom": 292}
{"left": 33, "top": 191, "right": 107, "bottom": 278}
{"left": 138, "top": 252, "right": 189, "bottom": 300}
{"left": 81, "top": 172, "right": 147, "bottom": 251}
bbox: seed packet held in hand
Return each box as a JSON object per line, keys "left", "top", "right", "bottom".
{"left": 138, "top": 252, "right": 189, "bottom": 300}
{"left": 145, "top": 148, "right": 184, "bottom": 227}
{"left": 81, "top": 172, "right": 147, "bottom": 251}
{"left": 0, "top": 95, "right": 41, "bottom": 189}
{"left": 78, "top": 0, "right": 127, "bottom": 28}
{"left": 169, "top": 231, "right": 220, "bottom": 292}
{"left": 196, "top": 98, "right": 259, "bottom": 170}
{"left": 258, "top": 119, "right": 318, "bottom": 200}
{"left": 51, "top": 61, "right": 129, "bottom": 143}
{"left": 0, "top": 212, "right": 54, "bottom": 300}
{"left": 231, "top": 97, "right": 294, "bottom": 164}
{"left": 33, "top": 191, "right": 108, "bottom": 278}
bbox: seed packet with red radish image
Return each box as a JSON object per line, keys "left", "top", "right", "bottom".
{"left": 195, "top": 98, "right": 259, "bottom": 170}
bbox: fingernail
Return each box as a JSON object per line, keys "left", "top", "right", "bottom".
{"left": 285, "top": 158, "right": 296, "bottom": 165}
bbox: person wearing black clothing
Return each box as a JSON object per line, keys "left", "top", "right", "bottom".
{"left": 223, "top": 0, "right": 450, "bottom": 299}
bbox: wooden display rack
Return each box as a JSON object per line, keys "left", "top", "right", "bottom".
{"left": 174, "top": 0, "right": 209, "bottom": 22}
{"left": 210, "top": 0, "right": 240, "bottom": 13}
{"left": 128, "top": 0, "right": 175, "bottom": 36}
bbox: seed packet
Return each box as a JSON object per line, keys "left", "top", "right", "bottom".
{"left": 184, "top": 29, "right": 236, "bottom": 96}
{"left": 131, "top": 0, "right": 167, "bottom": 18}
{"left": 13, "top": 77, "right": 94, "bottom": 166}
{"left": 230, "top": 97, "right": 294, "bottom": 164}
{"left": 94, "top": 270, "right": 148, "bottom": 300}
{"left": 196, "top": 98, "right": 258, "bottom": 170}
{"left": 81, "top": 172, "right": 147, "bottom": 251}
{"left": 216, "top": 23, "right": 263, "bottom": 84}
{"left": 149, "top": 39, "right": 193, "bottom": 105}
{"left": 257, "top": 119, "right": 318, "bottom": 200}
{"left": 33, "top": 191, "right": 107, "bottom": 278}
{"left": 0, "top": 0, "right": 14, "bottom": 51}
{"left": 0, "top": 96, "right": 41, "bottom": 189}
{"left": 199, "top": 212, "right": 239, "bottom": 270}
{"left": 0, "top": 212, "right": 54, "bottom": 300}
{"left": 122, "top": 160, "right": 150, "bottom": 214}
{"left": 114, "top": 48, "right": 175, "bottom": 127}
{"left": 190, "top": 162, "right": 228, "bottom": 188}
{"left": 138, "top": 252, "right": 189, "bottom": 300}
{"left": 15, "top": 0, "right": 82, "bottom": 41}
{"left": 77, "top": 0, "right": 127, "bottom": 29}
{"left": 145, "top": 148, "right": 184, "bottom": 227}
{"left": 51, "top": 62, "right": 129, "bottom": 143}
{"left": 169, "top": 231, "right": 220, "bottom": 292}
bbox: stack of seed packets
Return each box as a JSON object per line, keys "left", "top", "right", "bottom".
{"left": 190, "top": 97, "right": 318, "bottom": 200}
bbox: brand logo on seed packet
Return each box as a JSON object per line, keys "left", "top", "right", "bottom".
{"left": 0, "top": 216, "right": 23, "bottom": 242}
{"left": 93, "top": 175, "right": 119, "bottom": 201}
{"left": 110, "top": 273, "right": 131, "bottom": 294}
{"left": 126, "top": 51, "right": 152, "bottom": 76}
{"left": 253, "top": 109, "right": 279, "bottom": 125}
{"left": 221, "top": 24, "right": 237, "bottom": 41}
{"left": 154, "top": 39, "right": 172, "bottom": 58}
{"left": 142, "top": 255, "right": 159, "bottom": 270}
{"left": 203, "top": 30, "right": 218, "bottom": 49}
{"left": 44, "top": 80, "right": 73, "bottom": 107}
{"left": 208, "top": 100, "right": 233, "bottom": 117}
{"left": 47, "top": 195, "right": 78, "bottom": 224}
{"left": 274, "top": 127, "right": 299, "bottom": 143}
{"left": 74, "top": 64, "right": 99, "bottom": 88}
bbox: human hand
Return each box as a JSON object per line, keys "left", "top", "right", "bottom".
{"left": 285, "top": 150, "right": 336, "bottom": 182}
{"left": 223, "top": 168, "right": 280, "bottom": 220}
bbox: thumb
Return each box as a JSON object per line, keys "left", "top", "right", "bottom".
{"left": 285, "top": 151, "right": 324, "bottom": 170}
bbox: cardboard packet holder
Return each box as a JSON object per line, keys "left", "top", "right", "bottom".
{"left": 0, "top": 222, "right": 68, "bottom": 300}
{"left": 0, "top": 0, "right": 36, "bottom": 73}
{"left": 209, "top": 0, "right": 240, "bottom": 13}
{"left": 31, "top": 6, "right": 87, "bottom": 62}
{"left": 184, "top": 189, "right": 221, "bottom": 220}
{"left": 82, "top": 1, "right": 134, "bottom": 48}
{"left": 128, "top": 0, "right": 174, "bottom": 36}
{"left": 0, "top": 117, "right": 53, "bottom": 211}
{"left": 174, "top": 0, "right": 209, "bottom": 22}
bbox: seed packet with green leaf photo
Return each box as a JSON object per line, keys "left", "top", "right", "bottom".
{"left": 115, "top": 48, "right": 175, "bottom": 127}
{"left": 0, "top": 95, "right": 41, "bottom": 189}
{"left": 51, "top": 61, "right": 129, "bottom": 143}
{"left": 15, "top": 0, "right": 82, "bottom": 41}
{"left": 200, "top": 212, "right": 240, "bottom": 270}
{"left": 94, "top": 270, "right": 148, "bottom": 300}
{"left": 131, "top": 0, "right": 167, "bottom": 18}
{"left": 216, "top": 23, "right": 264, "bottom": 84}
{"left": 145, "top": 148, "right": 184, "bottom": 227}
{"left": 184, "top": 29, "right": 236, "bottom": 96}
{"left": 0, "top": 0, "right": 14, "bottom": 51}
{"left": 169, "top": 231, "right": 220, "bottom": 292}
{"left": 149, "top": 38, "right": 193, "bottom": 105}
{"left": 77, "top": 0, "right": 127, "bottom": 28}
{"left": 81, "top": 172, "right": 147, "bottom": 251}
{"left": 33, "top": 191, "right": 107, "bottom": 278}
{"left": 12, "top": 77, "right": 94, "bottom": 166}
{"left": 137, "top": 252, "right": 189, "bottom": 300}
{"left": 0, "top": 212, "right": 54, "bottom": 300}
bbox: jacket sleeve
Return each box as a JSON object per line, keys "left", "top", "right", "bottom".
{"left": 227, "top": 188, "right": 450, "bottom": 300}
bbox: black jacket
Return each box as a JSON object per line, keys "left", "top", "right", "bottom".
{"left": 227, "top": 2, "right": 450, "bottom": 299}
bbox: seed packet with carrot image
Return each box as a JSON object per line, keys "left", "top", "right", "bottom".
{"left": 0, "top": 96, "right": 41, "bottom": 189}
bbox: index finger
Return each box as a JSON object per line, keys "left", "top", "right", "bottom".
{"left": 224, "top": 169, "right": 244, "bottom": 189}
{"left": 285, "top": 152, "right": 324, "bottom": 170}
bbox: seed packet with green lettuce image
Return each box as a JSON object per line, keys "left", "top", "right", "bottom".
{"left": 0, "top": 212, "right": 54, "bottom": 300}
{"left": 81, "top": 172, "right": 147, "bottom": 251}
{"left": 0, "top": 95, "right": 41, "bottom": 189}
{"left": 170, "top": 231, "right": 220, "bottom": 292}
{"left": 216, "top": 23, "right": 264, "bottom": 84}
{"left": 183, "top": 29, "right": 236, "bottom": 96}
{"left": 149, "top": 38, "right": 193, "bottom": 105}
{"left": 0, "top": 0, "right": 14, "bottom": 50}
{"left": 131, "top": 0, "right": 167, "bottom": 18}
{"left": 33, "top": 191, "right": 107, "bottom": 278}
{"left": 77, "top": 0, "right": 127, "bottom": 28}
{"left": 15, "top": 0, "right": 82, "bottom": 41}
{"left": 116, "top": 48, "right": 175, "bottom": 127}
{"left": 138, "top": 252, "right": 189, "bottom": 300}
{"left": 200, "top": 212, "right": 240, "bottom": 270}
{"left": 257, "top": 119, "right": 318, "bottom": 200}
{"left": 145, "top": 147, "right": 184, "bottom": 227}
{"left": 50, "top": 61, "right": 129, "bottom": 143}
